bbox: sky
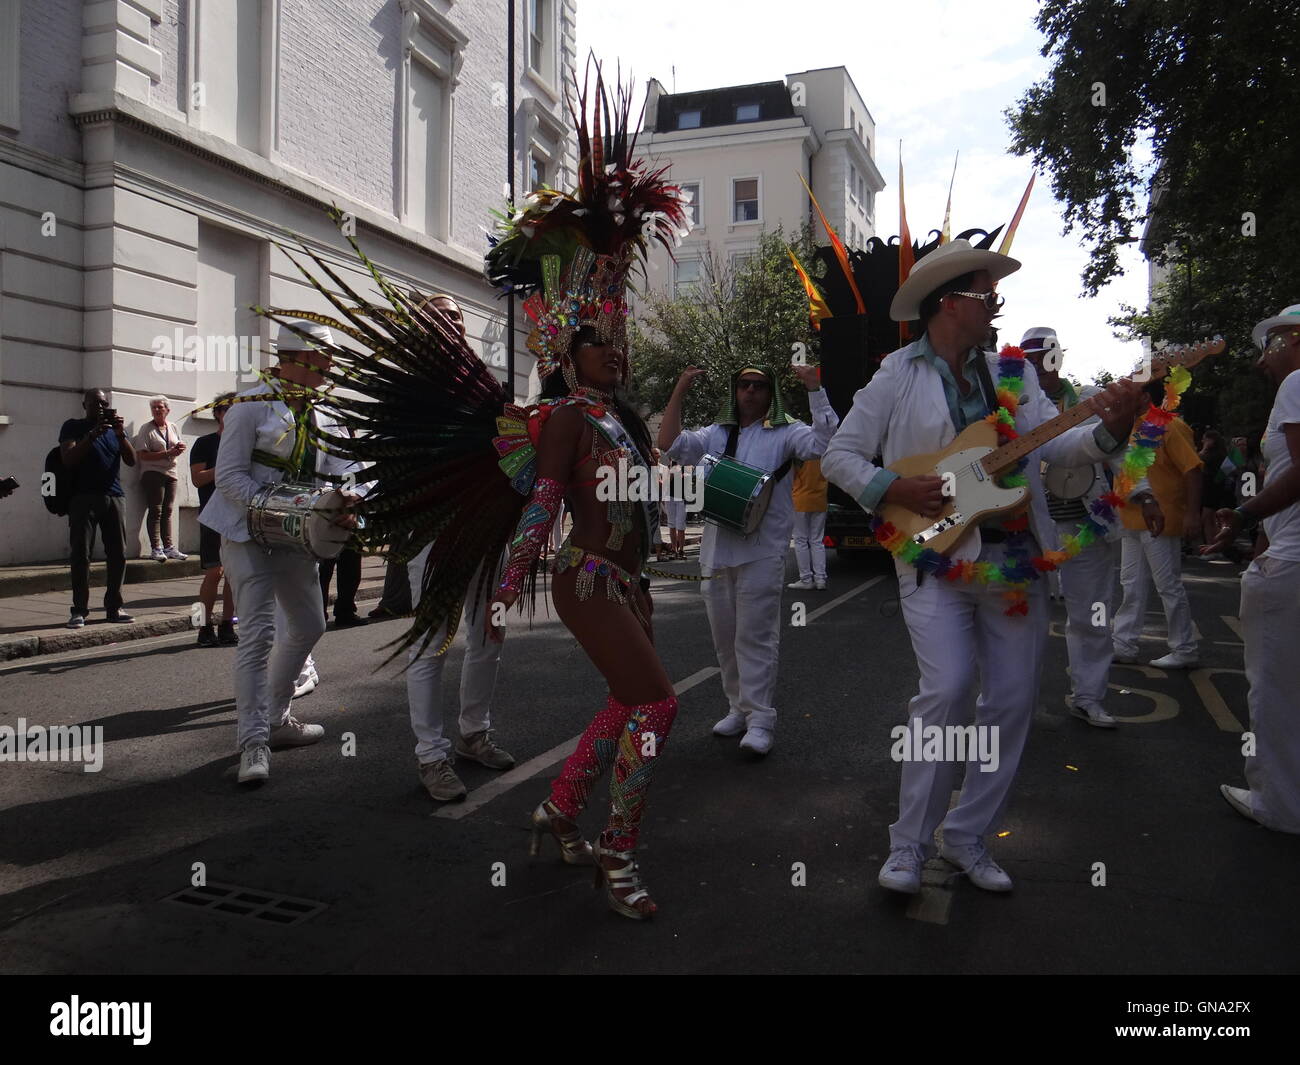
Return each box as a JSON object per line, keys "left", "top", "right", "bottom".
{"left": 576, "top": 0, "right": 1152, "bottom": 385}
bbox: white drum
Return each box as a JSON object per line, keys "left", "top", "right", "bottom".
{"left": 247, "top": 482, "right": 353, "bottom": 560}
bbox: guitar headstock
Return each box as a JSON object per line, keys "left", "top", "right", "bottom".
{"left": 1145, "top": 335, "right": 1226, "bottom": 380}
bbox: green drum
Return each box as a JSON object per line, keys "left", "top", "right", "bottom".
{"left": 699, "top": 453, "right": 775, "bottom": 535}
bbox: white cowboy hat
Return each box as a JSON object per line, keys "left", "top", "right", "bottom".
{"left": 1020, "top": 326, "right": 1066, "bottom": 355}
{"left": 890, "top": 239, "right": 1021, "bottom": 322}
{"left": 275, "top": 319, "right": 334, "bottom": 352}
{"left": 1251, "top": 304, "right": 1300, "bottom": 349}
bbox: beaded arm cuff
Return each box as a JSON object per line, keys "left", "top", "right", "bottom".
{"left": 499, "top": 475, "right": 565, "bottom": 593}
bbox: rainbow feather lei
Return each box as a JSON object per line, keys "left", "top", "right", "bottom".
{"left": 871, "top": 346, "right": 1191, "bottom": 616}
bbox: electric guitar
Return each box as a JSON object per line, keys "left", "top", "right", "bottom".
{"left": 878, "top": 337, "right": 1225, "bottom": 555}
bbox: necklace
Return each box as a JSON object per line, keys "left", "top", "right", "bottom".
{"left": 574, "top": 384, "right": 614, "bottom": 403}
{"left": 872, "top": 345, "right": 1191, "bottom": 616}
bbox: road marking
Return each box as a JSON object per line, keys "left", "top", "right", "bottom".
{"left": 805, "top": 575, "right": 886, "bottom": 624}
{"left": 1189, "top": 668, "right": 1246, "bottom": 732}
{"left": 906, "top": 790, "right": 961, "bottom": 925}
{"left": 434, "top": 666, "right": 722, "bottom": 821}
{"left": 0, "top": 630, "right": 197, "bottom": 671}
{"left": 1220, "top": 614, "right": 1245, "bottom": 642}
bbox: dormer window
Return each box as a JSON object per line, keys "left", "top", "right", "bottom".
{"left": 735, "top": 102, "right": 760, "bottom": 122}
{"left": 677, "top": 109, "right": 702, "bottom": 129}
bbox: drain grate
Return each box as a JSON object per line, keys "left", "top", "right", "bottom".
{"left": 163, "top": 882, "right": 327, "bottom": 925}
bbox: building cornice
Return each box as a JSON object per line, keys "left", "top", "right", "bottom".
{"left": 0, "top": 136, "right": 86, "bottom": 187}
{"left": 645, "top": 121, "right": 819, "bottom": 155}
{"left": 822, "top": 128, "right": 885, "bottom": 191}
{"left": 66, "top": 91, "right": 483, "bottom": 275}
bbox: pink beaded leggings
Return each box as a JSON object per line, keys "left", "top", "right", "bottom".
{"left": 549, "top": 693, "right": 679, "bottom": 851}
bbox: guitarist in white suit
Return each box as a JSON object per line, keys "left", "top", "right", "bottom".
{"left": 1022, "top": 327, "right": 1164, "bottom": 729}
{"left": 821, "top": 241, "right": 1143, "bottom": 894}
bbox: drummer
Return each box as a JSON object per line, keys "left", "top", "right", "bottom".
{"left": 658, "top": 363, "right": 838, "bottom": 755}
{"left": 199, "top": 320, "right": 362, "bottom": 785}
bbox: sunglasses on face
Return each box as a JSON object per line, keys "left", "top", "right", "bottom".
{"left": 1264, "top": 330, "right": 1300, "bottom": 353}
{"left": 948, "top": 290, "right": 1006, "bottom": 313}
{"left": 737, "top": 380, "right": 770, "bottom": 392}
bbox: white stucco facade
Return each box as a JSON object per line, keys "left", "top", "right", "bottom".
{"left": 0, "top": 0, "right": 576, "bottom": 564}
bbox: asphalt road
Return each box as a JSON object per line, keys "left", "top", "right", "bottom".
{"left": 1, "top": 547, "right": 1294, "bottom": 975}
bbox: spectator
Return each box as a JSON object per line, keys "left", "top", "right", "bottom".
{"left": 320, "top": 548, "right": 366, "bottom": 627}
{"left": 189, "top": 393, "right": 238, "bottom": 647}
{"left": 788, "top": 457, "right": 830, "bottom": 590}
{"left": 1112, "top": 379, "right": 1203, "bottom": 669}
{"left": 1198, "top": 428, "right": 1234, "bottom": 550}
{"left": 59, "top": 389, "right": 137, "bottom": 628}
{"left": 134, "top": 395, "right": 188, "bottom": 561}
{"left": 664, "top": 460, "right": 687, "bottom": 559}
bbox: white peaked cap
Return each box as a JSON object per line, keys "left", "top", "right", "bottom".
{"left": 276, "top": 320, "right": 334, "bottom": 352}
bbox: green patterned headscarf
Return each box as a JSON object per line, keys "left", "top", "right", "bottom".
{"left": 716, "top": 365, "right": 798, "bottom": 428}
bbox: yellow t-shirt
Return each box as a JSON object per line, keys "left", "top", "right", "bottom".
{"left": 1120, "top": 418, "right": 1202, "bottom": 535}
{"left": 792, "top": 457, "right": 828, "bottom": 512}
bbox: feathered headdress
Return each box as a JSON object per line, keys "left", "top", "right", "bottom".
{"left": 484, "top": 58, "right": 690, "bottom": 389}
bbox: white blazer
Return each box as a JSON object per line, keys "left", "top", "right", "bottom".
{"left": 821, "top": 340, "right": 1127, "bottom": 578}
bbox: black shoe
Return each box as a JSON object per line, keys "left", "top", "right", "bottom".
{"left": 196, "top": 626, "right": 217, "bottom": 647}
{"left": 106, "top": 611, "right": 135, "bottom": 623}
{"left": 217, "top": 624, "right": 239, "bottom": 646}
{"left": 334, "top": 613, "right": 368, "bottom": 628}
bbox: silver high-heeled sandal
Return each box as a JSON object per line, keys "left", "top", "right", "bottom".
{"left": 529, "top": 801, "right": 593, "bottom": 865}
{"left": 592, "top": 841, "right": 656, "bottom": 920}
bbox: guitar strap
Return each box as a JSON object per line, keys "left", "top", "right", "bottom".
{"left": 724, "top": 423, "right": 795, "bottom": 483}
{"left": 972, "top": 351, "right": 999, "bottom": 423}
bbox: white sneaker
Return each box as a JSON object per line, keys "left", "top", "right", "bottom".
{"left": 814, "top": 578, "right": 827, "bottom": 590}
{"left": 787, "top": 578, "right": 815, "bottom": 590}
{"left": 293, "top": 671, "right": 317, "bottom": 698}
{"left": 1070, "top": 702, "right": 1118, "bottom": 729}
{"left": 238, "top": 744, "right": 270, "bottom": 783}
{"left": 269, "top": 715, "right": 324, "bottom": 747}
{"left": 738, "top": 726, "right": 773, "bottom": 755}
{"left": 164, "top": 546, "right": 188, "bottom": 560}
{"left": 711, "top": 711, "right": 747, "bottom": 737}
{"left": 150, "top": 547, "right": 167, "bottom": 562}
{"left": 1220, "top": 784, "right": 1260, "bottom": 824}
{"left": 940, "top": 841, "right": 1013, "bottom": 892}
{"left": 1150, "top": 651, "right": 1199, "bottom": 670}
{"left": 878, "top": 845, "right": 924, "bottom": 894}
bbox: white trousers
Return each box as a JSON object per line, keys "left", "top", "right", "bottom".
{"left": 1112, "top": 531, "right": 1197, "bottom": 657}
{"left": 221, "top": 538, "right": 326, "bottom": 750}
{"left": 405, "top": 543, "right": 502, "bottom": 765}
{"left": 1240, "top": 556, "right": 1300, "bottom": 833}
{"left": 792, "top": 511, "right": 828, "bottom": 582}
{"left": 1056, "top": 522, "right": 1119, "bottom": 710}
{"left": 701, "top": 554, "right": 785, "bottom": 731}
{"left": 892, "top": 544, "right": 1048, "bottom": 854}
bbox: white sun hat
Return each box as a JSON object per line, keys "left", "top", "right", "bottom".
{"left": 1020, "top": 326, "right": 1065, "bottom": 355}
{"left": 890, "top": 238, "right": 1021, "bottom": 323}
{"left": 1251, "top": 304, "right": 1300, "bottom": 349}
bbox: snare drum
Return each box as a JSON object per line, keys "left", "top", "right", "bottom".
{"left": 698, "top": 453, "right": 774, "bottom": 535}
{"left": 247, "top": 482, "right": 353, "bottom": 560}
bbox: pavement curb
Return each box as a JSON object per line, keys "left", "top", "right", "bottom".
{"left": 0, "top": 557, "right": 205, "bottom": 597}
{"left": 0, "top": 582, "right": 385, "bottom": 662}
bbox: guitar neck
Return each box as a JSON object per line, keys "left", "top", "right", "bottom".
{"left": 980, "top": 397, "right": 1100, "bottom": 473}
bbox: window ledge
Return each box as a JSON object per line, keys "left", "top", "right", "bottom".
{"left": 523, "top": 67, "right": 560, "bottom": 106}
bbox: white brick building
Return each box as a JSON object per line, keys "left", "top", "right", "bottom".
{"left": 0, "top": 0, "right": 576, "bottom": 564}
{"left": 639, "top": 67, "right": 884, "bottom": 298}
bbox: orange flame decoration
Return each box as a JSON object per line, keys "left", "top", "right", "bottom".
{"left": 786, "top": 244, "right": 832, "bottom": 330}
{"left": 798, "top": 174, "right": 865, "bottom": 314}
{"left": 997, "top": 171, "right": 1035, "bottom": 256}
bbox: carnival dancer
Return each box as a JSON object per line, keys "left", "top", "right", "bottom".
{"left": 1022, "top": 327, "right": 1162, "bottom": 728}
{"left": 199, "top": 321, "right": 361, "bottom": 785}
{"left": 1206, "top": 304, "right": 1300, "bottom": 833}
{"left": 821, "top": 239, "right": 1144, "bottom": 894}
{"left": 658, "top": 364, "right": 837, "bottom": 755}
{"left": 404, "top": 293, "right": 515, "bottom": 802}
{"left": 270, "top": 65, "right": 690, "bottom": 918}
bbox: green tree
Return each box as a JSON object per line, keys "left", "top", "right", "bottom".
{"left": 1007, "top": 0, "right": 1298, "bottom": 432}
{"left": 629, "top": 225, "right": 820, "bottom": 427}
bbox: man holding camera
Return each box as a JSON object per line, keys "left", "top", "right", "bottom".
{"left": 58, "top": 389, "right": 138, "bottom": 628}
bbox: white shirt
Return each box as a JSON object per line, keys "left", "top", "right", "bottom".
{"left": 199, "top": 380, "right": 359, "bottom": 542}
{"left": 1261, "top": 369, "right": 1300, "bottom": 561}
{"left": 821, "top": 340, "right": 1124, "bottom": 576}
{"left": 666, "top": 389, "right": 839, "bottom": 571}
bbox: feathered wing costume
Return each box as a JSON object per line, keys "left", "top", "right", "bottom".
{"left": 250, "top": 61, "right": 688, "bottom": 665}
